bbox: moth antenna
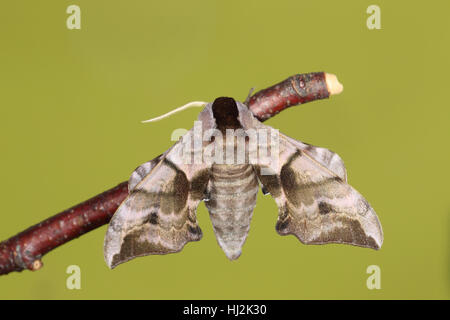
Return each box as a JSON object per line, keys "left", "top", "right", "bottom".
{"left": 244, "top": 87, "right": 255, "bottom": 105}
{"left": 141, "top": 101, "right": 208, "bottom": 123}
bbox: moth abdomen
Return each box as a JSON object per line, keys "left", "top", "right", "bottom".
{"left": 205, "top": 164, "right": 259, "bottom": 260}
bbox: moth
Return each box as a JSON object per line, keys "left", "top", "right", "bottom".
{"left": 104, "top": 97, "right": 383, "bottom": 268}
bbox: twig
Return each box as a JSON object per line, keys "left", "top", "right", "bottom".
{"left": 0, "top": 182, "right": 128, "bottom": 275}
{"left": 248, "top": 72, "right": 341, "bottom": 121}
{"left": 0, "top": 72, "right": 341, "bottom": 276}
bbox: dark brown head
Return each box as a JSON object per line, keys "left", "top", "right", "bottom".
{"left": 211, "top": 97, "right": 241, "bottom": 131}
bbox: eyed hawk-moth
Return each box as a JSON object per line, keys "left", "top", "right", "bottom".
{"left": 104, "top": 97, "right": 383, "bottom": 268}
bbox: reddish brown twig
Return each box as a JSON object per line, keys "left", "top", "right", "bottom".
{"left": 0, "top": 182, "right": 128, "bottom": 275}
{"left": 248, "top": 72, "right": 332, "bottom": 121}
{"left": 0, "top": 72, "right": 340, "bottom": 276}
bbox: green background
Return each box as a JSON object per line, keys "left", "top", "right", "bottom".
{"left": 0, "top": 0, "right": 449, "bottom": 299}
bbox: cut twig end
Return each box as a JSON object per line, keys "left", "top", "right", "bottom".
{"left": 325, "top": 73, "right": 343, "bottom": 96}
{"left": 31, "top": 259, "right": 43, "bottom": 271}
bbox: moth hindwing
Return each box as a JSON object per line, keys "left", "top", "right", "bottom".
{"left": 104, "top": 97, "right": 383, "bottom": 268}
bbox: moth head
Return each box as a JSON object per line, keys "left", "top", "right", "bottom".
{"left": 211, "top": 97, "right": 242, "bottom": 131}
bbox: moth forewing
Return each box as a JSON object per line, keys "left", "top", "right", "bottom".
{"left": 279, "top": 133, "right": 348, "bottom": 182}
{"left": 253, "top": 129, "right": 383, "bottom": 249}
{"left": 128, "top": 154, "right": 164, "bottom": 191}
{"left": 103, "top": 127, "right": 213, "bottom": 269}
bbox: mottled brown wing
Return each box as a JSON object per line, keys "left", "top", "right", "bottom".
{"left": 255, "top": 131, "right": 383, "bottom": 249}
{"left": 235, "top": 100, "right": 347, "bottom": 181}
{"left": 279, "top": 133, "right": 347, "bottom": 182}
{"left": 128, "top": 154, "right": 164, "bottom": 191}
{"left": 104, "top": 130, "right": 212, "bottom": 269}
